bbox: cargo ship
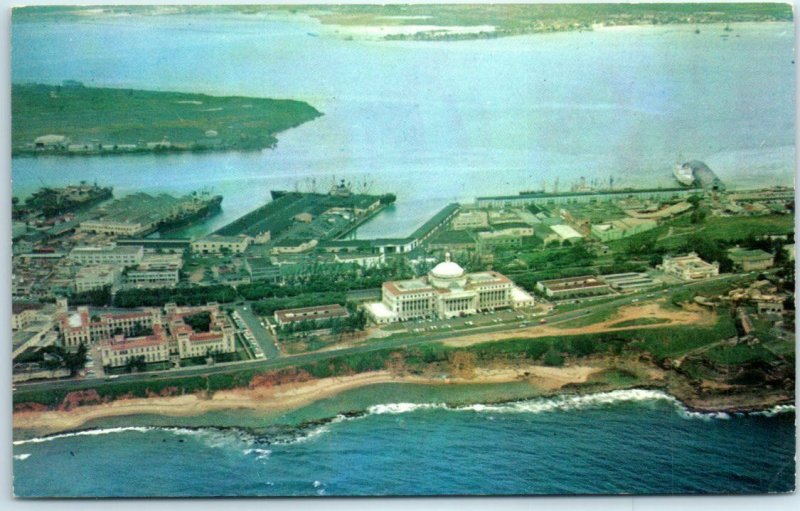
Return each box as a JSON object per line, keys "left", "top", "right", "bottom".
{"left": 673, "top": 163, "right": 696, "bottom": 187}
{"left": 158, "top": 193, "right": 223, "bottom": 233}
{"left": 673, "top": 160, "right": 725, "bottom": 191}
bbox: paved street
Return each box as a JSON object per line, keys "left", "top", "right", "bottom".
{"left": 233, "top": 304, "right": 280, "bottom": 359}
{"left": 13, "top": 273, "right": 749, "bottom": 398}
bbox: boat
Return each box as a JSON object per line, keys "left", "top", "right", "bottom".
{"left": 674, "top": 161, "right": 726, "bottom": 191}
{"left": 673, "top": 163, "right": 696, "bottom": 187}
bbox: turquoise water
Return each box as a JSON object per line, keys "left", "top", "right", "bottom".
{"left": 11, "top": 13, "right": 795, "bottom": 238}
{"left": 10, "top": 11, "right": 796, "bottom": 496}
{"left": 12, "top": 391, "right": 796, "bottom": 496}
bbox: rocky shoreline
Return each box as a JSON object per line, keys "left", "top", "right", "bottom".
{"left": 12, "top": 363, "right": 794, "bottom": 441}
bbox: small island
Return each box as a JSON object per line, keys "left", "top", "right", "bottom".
{"left": 11, "top": 82, "right": 322, "bottom": 156}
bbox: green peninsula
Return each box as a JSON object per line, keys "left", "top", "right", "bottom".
{"left": 12, "top": 82, "right": 322, "bottom": 156}
{"left": 282, "top": 3, "right": 793, "bottom": 41}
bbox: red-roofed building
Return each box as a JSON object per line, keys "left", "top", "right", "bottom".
{"left": 58, "top": 306, "right": 160, "bottom": 349}
{"left": 164, "top": 303, "right": 236, "bottom": 360}
{"left": 98, "top": 324, "right": 170, "bottom": 368}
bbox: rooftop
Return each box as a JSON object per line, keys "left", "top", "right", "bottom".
{"left": 387, "top": 279, "right": 435, "bottom": 294}
{"left": 71, "top": 244, "right": 143, "bottom": 255}
{"left": 551, "top": 224, "right": 583, "bottom": 239}
{"left": 409, "top": 203, "right": 460, "bottom": 240}
{"left": 727, "top": 248, "right": 774, "bottom": 259}
{"left": 12, "top": 302, "right": 43, "bottom": 314}
{"left": 274, "top": 304, "right": 349, "bottom": 324}
{"left": 430, "top": 260, "right": 465, "bottom": 279}
{"left": 104, "top": 328, "right": 167, "bottom": 351}
{"left": 468, "top": 271, "right": 511, "bottom": 285}
{"left": 476, "top": 186, "right": 696, "bottom": 202}
{"left": 539, "top": 275, "right": 607, "bottom": 291}
{"left": 196, "top": 234, "right": 249, "bottom": 244}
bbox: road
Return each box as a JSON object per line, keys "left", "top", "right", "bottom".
{"left": 233, "top": 305, "right": 280, "bottom": 359}
{"left": 14, "top": 273, "right": 750, "bottom": 397}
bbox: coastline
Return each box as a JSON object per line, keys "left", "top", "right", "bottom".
{"left": 13, "top": 362, "right": 794, "bottom": 440}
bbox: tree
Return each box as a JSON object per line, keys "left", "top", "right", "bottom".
{"left": 64, "top": 343, "right": 88, "bottom": 375}
{"left": 130, "top": 321, "right": 154, "bottom": 337}
{"left": 625, "top": 232, "right": 659, "bottom": 257}
{"left": 690, "top": 208, "right": 707, "bottom": 224}
{"left": 687, "top": 194, "right": 702, "bottom": 209}
{"left": 543, "top": 348, "right": 564, "bottom": 367}
{"left": 70, "top": 286, "right": 112, "bottom": 307}
{"left": 124, "top": 355, "right": 147, "bottom": 373}
{"left": 570, "top": 337, "right": 597, "bottom": 357}
{"left": 525, "top": 341, "right": 549, "bottom": 360}
{"left": 183, "top": 312, "right": 212, "bottom": 332}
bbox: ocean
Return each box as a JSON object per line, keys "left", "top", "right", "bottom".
{"left": 10, "top": 12, "right": 795, "bottom": 238}
{"left": 12, "top": 390, "right": 796, "bottom": 497}
{"left": 9, "top": 9, "right": 796, "bottom": 497}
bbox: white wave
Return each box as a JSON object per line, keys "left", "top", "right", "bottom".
{"left": 13, "top": 426, "right": 156, "bottom": 446}
{"left": 277, "top": 423, "right": 331, "bottom": 445}
{"left": 457, "top": 389, "right": 679, "bottom": 415}
{"left": 243, "top": 448, "right": 271, "bottom": 460}
{"left": 13, "top": 454, "right": 31, "bottom": 461}
{"left": 361, "top": 390, "right": 774, "bottom": 422}
{"left": 752, "top": 404, "right": 796, "bottom": 417}
{"left": 272, "top": 414, "right": 365, "bottom": 445}
{"left": 13, "top": 425, "right": 258, "bottom": 450}
{"left": 367, "top": 402, "right": 448, "bottom": 415}
{"left": 14, "top": 393, "right": 791, "bottom": 450}
{"left": 363, "top": 390, "right": 679, "bottom": 417}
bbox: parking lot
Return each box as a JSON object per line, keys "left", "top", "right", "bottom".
{"left": 386, "top": 304, "right": 551, "bottom": 337}
{"left": 232, "top": 305, "right": 280, "bottom": 359}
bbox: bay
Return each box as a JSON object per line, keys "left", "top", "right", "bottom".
{"left": 11, "top": 13, "right": 795, "bottom": 238}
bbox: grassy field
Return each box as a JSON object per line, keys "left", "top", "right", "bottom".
{"left": 12, "top": 83, "right": 322, "bottom": 154}
{"left": 615, "top": 214, "right": 794, "bottom": 254}
{"left": 553, "top": 307, "right": 619, "bottom": 329}
{"left": 698, "top": 215, "right": 795, "bottom": 241}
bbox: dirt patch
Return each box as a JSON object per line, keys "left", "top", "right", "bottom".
{"left": 442, "top": 301, "right": 716, "bottom": 347}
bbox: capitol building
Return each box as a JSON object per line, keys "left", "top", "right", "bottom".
{"left": 365, "top": 255, "right": 534, "bottom": 324}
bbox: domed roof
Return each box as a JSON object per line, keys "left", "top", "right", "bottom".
{"left": 430, "top": 260, "right": 465, "bottom": 279}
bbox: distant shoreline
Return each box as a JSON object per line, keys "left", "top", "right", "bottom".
{"left": 11, "top": 83, "right": 322, "bottom": 158}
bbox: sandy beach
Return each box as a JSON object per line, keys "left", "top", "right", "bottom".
{"left": 329, "top": 24, "right": 497, "bottom": 38}
{"left": 13, "top": 365, "right": 601, "bottom": 436}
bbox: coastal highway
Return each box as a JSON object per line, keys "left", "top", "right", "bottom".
{"left": 14, "top": 273, "right": 750, "bottom": 396}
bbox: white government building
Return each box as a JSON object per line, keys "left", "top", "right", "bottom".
{"left": 659, "top": 252, "right": 720, "bottom": 280}
{"left": 366, "top": 255, "right": 534, "bottom": 324}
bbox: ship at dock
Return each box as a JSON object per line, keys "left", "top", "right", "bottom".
{"left": 673, "top": 160, "right": 725, "bottom": 191}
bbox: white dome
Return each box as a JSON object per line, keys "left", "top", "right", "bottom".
{"left": 430, "top": 261, "right": 465, "bottom": 279}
